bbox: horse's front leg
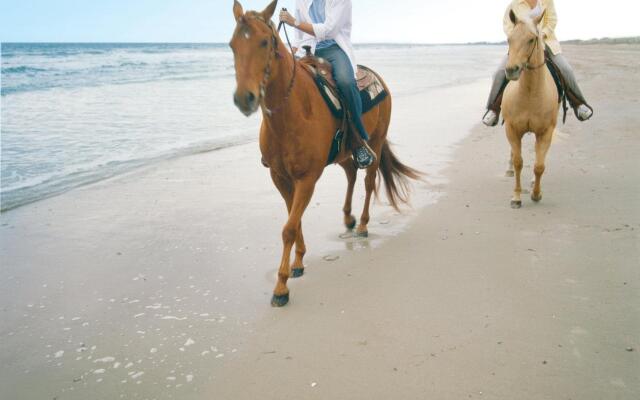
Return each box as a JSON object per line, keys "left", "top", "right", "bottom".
{"left": 506, "top": 124, "right": 524, "bottom": 209}
{"left": 506, "top": 151, "right": 515, "bottom": 177}
{"left": 290, "top": 221, "right": 306, "bottom": 278}
{"left": 271, "top": 178, "right": 316, "bottom": 307}
{"left": 532, "top": 127, "right": 554, "bottom": 202}
{"left": 270, "top": 171, "right": 306, "bottom": 279}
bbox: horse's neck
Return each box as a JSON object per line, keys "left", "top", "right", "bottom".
{"left": 261, "top": 42, "right": 296, "bottom": 131}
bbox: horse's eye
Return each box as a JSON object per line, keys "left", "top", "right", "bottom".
{"left": 529, "top": 39, "right": 535, "bottom": 44}
{"left": 260, "top": 39, "right": 269, "bottom": 48}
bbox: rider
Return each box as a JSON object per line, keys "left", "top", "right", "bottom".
{"left": 279, "top": 0, "right": 375, "bottom": 168}
{"left": 483, "top": 0, "right": 593, "bottom": 126}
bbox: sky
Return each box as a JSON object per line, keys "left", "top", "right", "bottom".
{"left": 1, "top": 0, "right": 638, "bottom": 44}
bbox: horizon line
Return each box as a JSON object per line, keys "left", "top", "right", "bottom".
{"left": 1, "top": 35, "right": 638, "bottom": 46}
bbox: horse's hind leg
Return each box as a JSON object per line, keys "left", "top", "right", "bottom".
{"left": 355, "top": 165, "right": 377, "bottom": 237}
{"left": 532, "top": 128, "right": 553, "bottom": 202}
{"left": 355, "top": 124, "right": 386, "bottom": 237}
{"left": 339, "top": 159, "right": 357, "bottom": 230}
{"left": 506, "top": 124, "right": 524, "bottom": 208}
{"left": 355, "top": 136, "right": 383, "bottom": 237}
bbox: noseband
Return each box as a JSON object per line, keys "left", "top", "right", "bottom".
{"left": 236, "top": 13, "right": 297, "bottom": 116}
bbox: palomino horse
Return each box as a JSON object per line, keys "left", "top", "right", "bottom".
{"left": 502, "top": 9, "right": 559, "bottom": 209}
{"left": 230, "top": 0, "right": 420, "bottom": 306}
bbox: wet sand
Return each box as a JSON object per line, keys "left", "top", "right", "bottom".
{"left": 1, "top": 44, "right": 639, "bottom": 399}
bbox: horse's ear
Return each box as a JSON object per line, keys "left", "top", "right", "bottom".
{"left": 509, "top": 9, "right": 517, "bottom": 25}
{"left": 233, "top": 0, "right": 244, "bottom": 21}
{"left": 261, "top": 0, "right": 278, "bottom": 21}
{"left": 533, "top": 9, "right": 546, "bottom": 26}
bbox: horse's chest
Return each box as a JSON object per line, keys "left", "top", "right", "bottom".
{"left": 262, "top": 141, "right": 314, "bottom": 179}
{"left": 504, "top": 100, "right": 557, "bottom": 134}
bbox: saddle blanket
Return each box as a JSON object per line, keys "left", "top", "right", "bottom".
{"left": 308, "top": 64, "right": 388, "bottom": 119}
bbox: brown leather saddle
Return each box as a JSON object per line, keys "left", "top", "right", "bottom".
{"left": 298, "top": 46, "right": 387, "bottom": 120}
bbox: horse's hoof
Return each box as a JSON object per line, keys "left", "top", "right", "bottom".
{"left": 291, "top": 268, "right": 304, "bottom": 278}
{"left": 355, "top": 230, "right": 369, "bottom": 238}
{"left": 505, "top": 170, "right": 514, "bottom": 177}
{"left": 345, "top": 216, "right": 356, "bottom": 230}
{"left": 510, "top": 200, "right": 522, "bottom": 209}
{"left": 271, "top": 293, "right": 289, "bottom": 307}
{"left": 531, "top": 193, "right": 542, "bottom": 202}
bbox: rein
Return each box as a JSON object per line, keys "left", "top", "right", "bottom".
{"left": 242, "top": 13, "right": 298, "bottom": 116}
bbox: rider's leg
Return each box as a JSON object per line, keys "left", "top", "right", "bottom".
{"left": 483, "top": 55, "right": 508, "bottom": 127}
{"left": 316, "top": 45, "right": 374, "bottom": 168}
{"left": 548, "top": 50, "right": 593, "bottom": 121}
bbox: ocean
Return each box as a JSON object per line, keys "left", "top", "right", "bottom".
{"left": 0, "top": 42, "right": 504, "bottom": 211}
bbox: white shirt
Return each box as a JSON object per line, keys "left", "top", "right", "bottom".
{"left": 529, "top": 0, "right": 543, "bottom": 19}
{"left": 292, "top": 0, "right": 358, "bottom": 76}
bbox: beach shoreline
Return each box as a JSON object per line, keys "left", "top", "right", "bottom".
{"left": 0, "top": 43, "right": 503, "bottom": 213}
{"left": 1, "top": 44, "right": 638, "bottom": 399}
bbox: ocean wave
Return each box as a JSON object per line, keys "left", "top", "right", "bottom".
{"left": 119, "top": 61, "right": 149, "bottom": 67}
{"left": 2, "top": 66, "right": 49, "bottom": 74}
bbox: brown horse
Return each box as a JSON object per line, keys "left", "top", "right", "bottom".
{"left": 230, "top": 0, "right": 420, "bottom": 306}
{"left": 502, "top": 9, "right": 559, "bottom": 209}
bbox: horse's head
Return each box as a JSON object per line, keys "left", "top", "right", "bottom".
{"left": 505, "top": 9, "right": 545, "bottom": 81}
{"left": 229, "top": 0, "right": 279, "bottom": 116}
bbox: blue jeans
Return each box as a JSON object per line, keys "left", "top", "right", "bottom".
{"left": 315, "top": 44, "right": 369, "bottom": 141}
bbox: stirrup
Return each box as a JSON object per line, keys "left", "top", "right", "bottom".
{"left": 575, "top": 104, "right": 594, "bottom": 122}
{"left": 482, "top": 109, "right": 499, "bottom": 127}
{"left": 353, "top": 143, "right": 376, "bottom": 169}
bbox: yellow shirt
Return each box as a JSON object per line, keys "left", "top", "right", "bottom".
{"left": 503, "top": 0, "right": 562, "bottom": 54}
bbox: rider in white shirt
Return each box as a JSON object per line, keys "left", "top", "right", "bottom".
{"left": 280, "top": 0, "right": 375, "bottom": 168}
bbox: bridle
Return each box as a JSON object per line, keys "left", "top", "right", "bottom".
{"left": 523, "top": 31, "right": 546, "bottom": 70}
{"left": 236, "top": 12, "right": 297, "bottom": 116}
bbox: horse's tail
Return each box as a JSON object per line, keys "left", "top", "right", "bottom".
{"left": 376, "top": 141, "right": 422, "bottom": 211}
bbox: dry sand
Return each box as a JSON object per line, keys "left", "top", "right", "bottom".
{"left": 1, "top": 44, "right": 638, "bottom": 399}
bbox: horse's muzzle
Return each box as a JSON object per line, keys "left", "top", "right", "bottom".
{"left": 505, "top": 65, "right": 522, "bottom": 81}
{"left": 233, "top": 89, "right": 259, "bottom": 116}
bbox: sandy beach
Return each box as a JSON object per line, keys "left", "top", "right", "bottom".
{"left": 1, "top": 44, "right": 638, "bottom": 399}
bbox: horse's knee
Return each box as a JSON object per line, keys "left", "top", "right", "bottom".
{"left": 534, "top": 164, "right": 545, "bottom": 176}
{"left": 282, "top": 224, "right": 297, "bottom": 244}
{"left": 513, "top": 157, "right": 524, "bottom": 170}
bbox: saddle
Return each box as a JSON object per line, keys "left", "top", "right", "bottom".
{"left": 298, "top": 46, "right": 388, "bottom": 164}
{"left": 299, "top": 46, "right": 387, "bottom": 119}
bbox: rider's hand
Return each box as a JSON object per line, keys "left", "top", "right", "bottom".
{"left": 279, "top": 10, "right": 296, "bottom": 26}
